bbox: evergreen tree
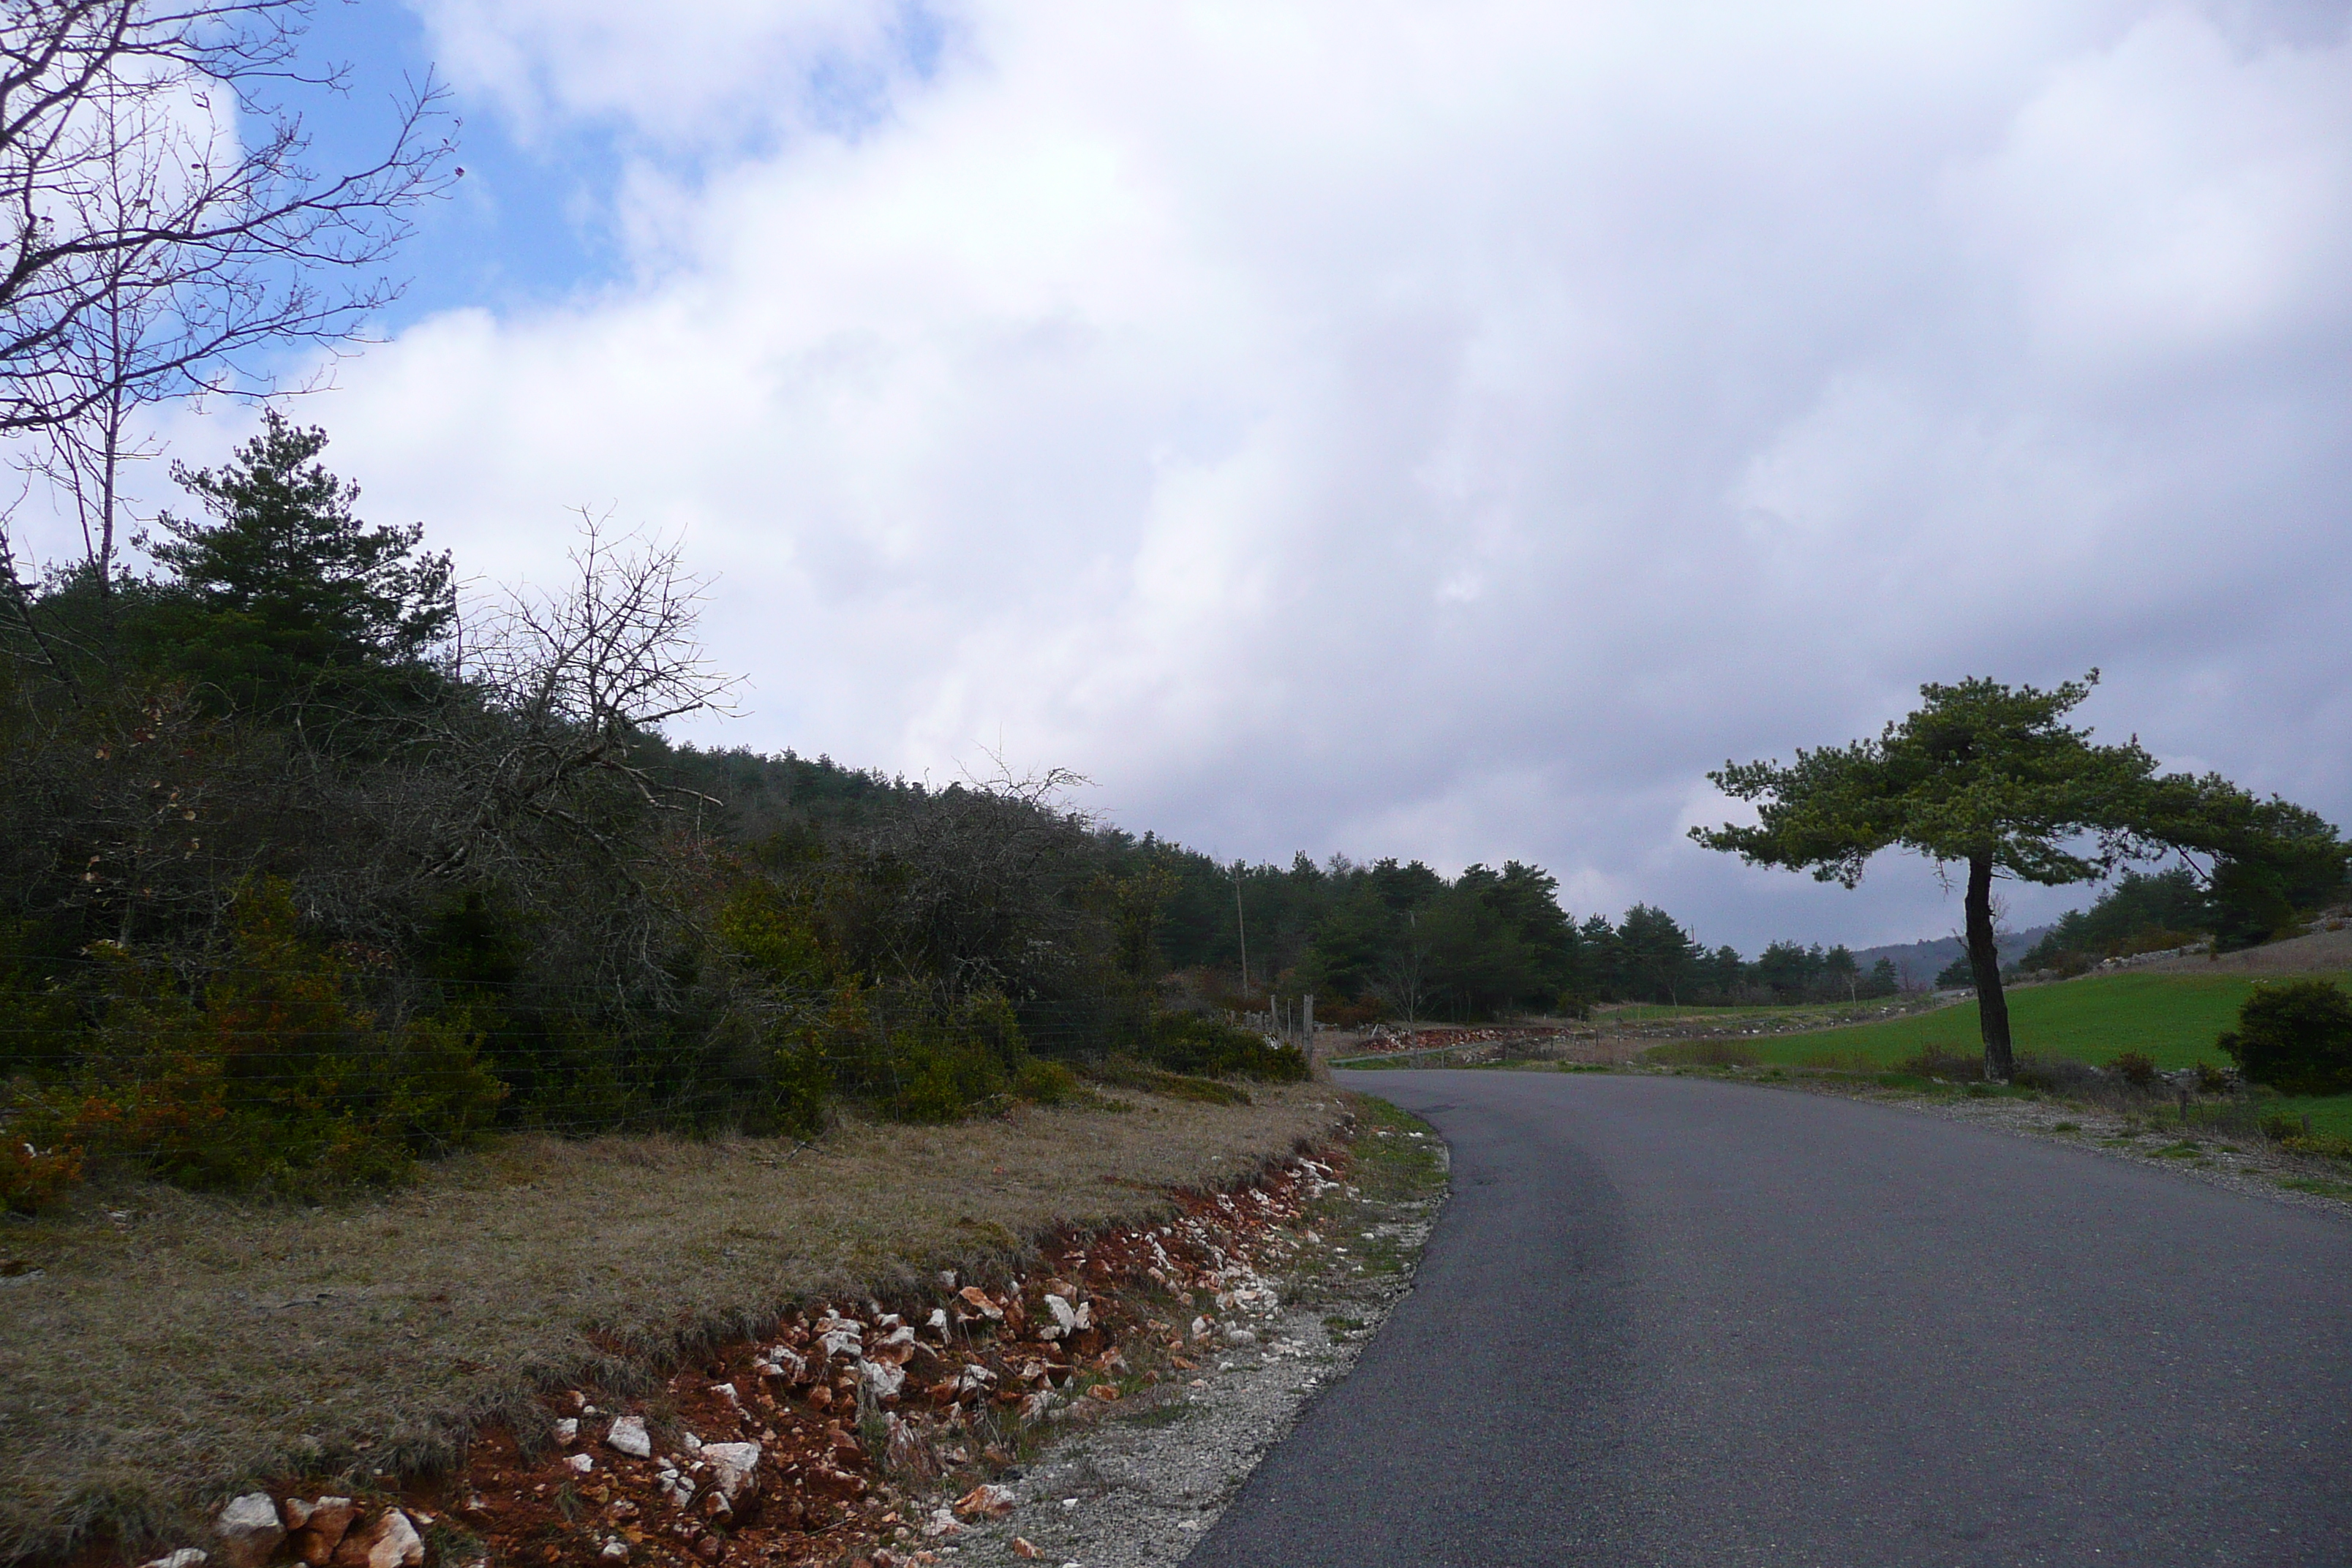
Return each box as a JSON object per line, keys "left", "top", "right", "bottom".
{"left": 141, "top": 411, "right": 453, "bottom": 717}
{"left": 1695, "top": 671, "right": 2346, "bottom": 1079}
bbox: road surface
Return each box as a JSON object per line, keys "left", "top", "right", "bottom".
{"left": 1188, "top": 1069, "right": 2352, "bottom": 1567}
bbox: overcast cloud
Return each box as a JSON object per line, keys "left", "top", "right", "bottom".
{"left": 73, "top": 0, "right": 2352, "bottom": 951}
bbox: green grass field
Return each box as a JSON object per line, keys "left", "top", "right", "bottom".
{"left": 1595, "top": 998, "right": 1922, "bottom": 1028}
{"left": 1720, "top": 971, "right": 2352, "bottom": 1137}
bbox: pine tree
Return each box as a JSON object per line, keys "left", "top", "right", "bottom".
{"left": 142, "top": 411, "right": 453, "bottom": 717}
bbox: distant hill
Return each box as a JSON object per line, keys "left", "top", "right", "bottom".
{"left": 1852, "top": 926, "right": 2054, "bottom": 988}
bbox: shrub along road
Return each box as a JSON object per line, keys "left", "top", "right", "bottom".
{"left": 1190, "top": 1070, "right": 2352, "bottom": 1567}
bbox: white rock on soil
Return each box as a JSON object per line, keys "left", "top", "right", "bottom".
{"left": 701, "top": 1441, "right": 761, "bottom": 1506}
{"left": 339, "top": 1509, "right": 424, "bottom": 1568}
{"left": 285, "top": 1497, "right": 359, "bottom": 1565}
{"left": 139, "top": 1550, "right": 208, "bottom": 1568}
{"left": 954, "top": 1484, "right": 1017, "bottom": 1519}
{"left": 605, "top": 1414, "right": 652, "bottom": 1458}
{"left": 213, "top": 1493, "right": 284, "bottom": 1568}
{"left": 553, "top": 1417, "right": 578, "bottom": 1446}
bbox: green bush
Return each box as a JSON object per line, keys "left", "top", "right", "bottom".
{"left": 2108, "top": 1051, "right": 2159, "bottom": 1088}
{"left": 1014, "top": 1058, "right": 1081, "bottom": 1105}
{"left": 1146, "top": 1014, "right": 1310, "bottom": 1081}
{"left": 7, "top": 881, "right": 507, "bottom": 1196}
{"left": 2217, "top": 980, "right": 2352, "bottom": 1096}
{"left": 813, "top": 984, "right": 1028, "bottom": 1123}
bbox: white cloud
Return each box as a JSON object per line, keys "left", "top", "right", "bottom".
{"left": 86, "top": 0, "right": 2352, "bottom": 950}
{"left": 410, "top": 0, "right": 938, "bottom": 148}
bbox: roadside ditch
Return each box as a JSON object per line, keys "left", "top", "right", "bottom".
{"left": 81, "top": 1093, "right": 1447, "bottom": 1568}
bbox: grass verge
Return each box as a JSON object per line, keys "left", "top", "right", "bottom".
{"left": 1673, "top": 972, "right": 2352, "bottom": 1139}
{"left": 1742, "top": 971, "right": 2352, "bottom": 1073}
{"left": 0, "top": 1085, "right": 1349, "bottom": 1564}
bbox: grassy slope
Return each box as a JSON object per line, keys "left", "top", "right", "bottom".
{"left": 1741, "top": 971, "right": 2352, "bottom": 1137}
{"left": 0, "top": 1086, "right": 1351, "bottom": 1562}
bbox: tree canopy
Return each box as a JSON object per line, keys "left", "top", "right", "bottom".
{"left": 140, "top": 412, "right": 454, "bottom": 716}
{"left": 1692, "top": 673, "right": 2346, "bottom": 1079}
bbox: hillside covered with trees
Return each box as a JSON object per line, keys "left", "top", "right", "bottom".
{"left": 0, "top": 419, "right": 1945, "bottom": 1202}
{"left": 6, "top": 428, "right": 2345, "bottom": 1205}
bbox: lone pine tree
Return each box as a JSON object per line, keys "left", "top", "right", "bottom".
{"left": 1692, "top": 673, "right": 2345, "bottom": 1081}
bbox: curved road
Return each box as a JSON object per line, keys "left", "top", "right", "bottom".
{"left": 1191, "top": 1070, "right": 2352, "bottom": 1567}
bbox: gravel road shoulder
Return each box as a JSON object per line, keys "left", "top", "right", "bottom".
{"left": 937, "top": 1097, "right": 1448, "bottom": 1568}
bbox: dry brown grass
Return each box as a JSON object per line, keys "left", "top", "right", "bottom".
{"left": 2133, "top": 924, "right": 2352, "bottom": 974}
{"left": 0, "top": 1086, "right": 1350, "bottom": 1563}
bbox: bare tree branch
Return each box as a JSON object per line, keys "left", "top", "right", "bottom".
{"left": 0, "top": 0, "right": 456, "bottom": 438}
{"left": 414, "top": 514, "right": 739, "bottom": 886}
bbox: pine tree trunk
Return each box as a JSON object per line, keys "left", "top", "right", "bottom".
{"left": 1966, "top": 853, "right": 2014, "bottom": 1081}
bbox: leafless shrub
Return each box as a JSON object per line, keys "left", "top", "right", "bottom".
{"left": 2010, "top": 1053, "right": 2100, "bottom": 1094}
{"left": 407, "top": 516, "right": 736, "bottom": 887}
{"left": 818, "top": 756, "right": 1101, "bottom": 1006}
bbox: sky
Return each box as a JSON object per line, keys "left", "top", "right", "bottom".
{"left": 16, "top": 0, "right": 2352, "bottom": 954}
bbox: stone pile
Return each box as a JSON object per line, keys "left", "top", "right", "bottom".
{"left": 141, "top": 1495, "right": 426, "bottom": 1568}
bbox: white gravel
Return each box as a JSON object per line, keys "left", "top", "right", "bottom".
{"left": 930, "top": 1173, "right": 1441, "bottom": 1567}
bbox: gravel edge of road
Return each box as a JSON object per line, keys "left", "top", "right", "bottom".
{"left": 932, "top": 1098, "right": 1450, "bottom": 1568}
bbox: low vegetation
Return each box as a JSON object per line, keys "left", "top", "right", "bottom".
{"left": 1643, "top": 970, "right": 2352, "bottom": 1140}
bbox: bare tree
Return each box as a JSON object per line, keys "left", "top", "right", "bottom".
{"left": 0, "top": 0, "right": 455, "bottom": 442}
{"left": 421, "top": 516, "right": 737, "bottom": 886}
{"left": 15, "top": 85, "right": 166, "bottom": 587}
{"left": 1373, "top": 908, "right": 1432, "bottom": 1025}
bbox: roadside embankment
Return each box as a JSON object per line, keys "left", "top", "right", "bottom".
{"left": 0, "top": 1085, "right": 1352, "bottom": 1565}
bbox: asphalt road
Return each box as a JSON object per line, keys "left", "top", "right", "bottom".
{"left": 1188, "top": 1070, "right": 2352, "bottom": 1568}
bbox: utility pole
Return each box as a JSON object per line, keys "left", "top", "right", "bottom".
{"left": 1235, "top": 870, "right": 1250, "bottom": 993}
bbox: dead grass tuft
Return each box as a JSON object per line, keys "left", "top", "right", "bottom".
{"left": 0, "top": 1086, "right": 1348, "bottom": 1564}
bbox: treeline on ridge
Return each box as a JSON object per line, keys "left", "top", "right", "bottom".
{"left": 10, "top": 423, "right": 2340, "bottom": 1209}
{"left": 0, "top": 419, "right": 1318, "bottom": 1206}
{"left": 0, "top": 420, "right": 1893, "bottom": 1204}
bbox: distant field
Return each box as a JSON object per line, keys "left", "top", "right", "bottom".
{"left": 1715, "top": 971, "right": 2352, "bottom": 1137}
{"left": 1589, "top": 998, "right": 1936, "bottom": 1032}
